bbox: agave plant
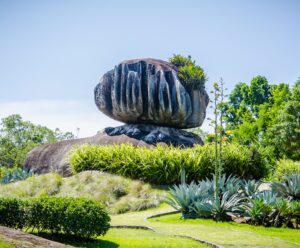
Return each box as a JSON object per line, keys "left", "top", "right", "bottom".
{"left": 192, "top": 191, "right": 244, "bottom": 221}
{"left": 241, "top": 191, "right": 294, "bottom": 227}
{"left": 242, "top": 179, "right": 261, "bottom": 199}
{"left": 166, "top": 181, "right": 211, "bottom": 218}
{"left": 272, "top": 173, "right": 300, "bottom": 200}
{"left": 0, "top": 167, "right": 34, "bottom": 184}
{"left": 200, "top": 174, "right": 242, "bottom": 197}
{"left": 241, "top": 191, "right": 275, "bottom": 226}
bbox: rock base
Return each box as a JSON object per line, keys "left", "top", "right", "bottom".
{"left": 105, "top": 124, "right": 203, "bottom": 147}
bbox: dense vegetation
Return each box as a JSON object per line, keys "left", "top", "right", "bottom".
{"left": 70, "top": 143, "right": 269, "bottom": 184}
{"left": 0, "top": 114, "right": 73, "bottom": 170}
{"left": 0, "top": 196, "right": 110, "bottom": 238}
{"left": 166, "top": 173, "right": 300, "bottom": 228}
{"left": 0, "top": 171, "right": 165, "bottom": 214}
{"left": 222, "top": 77, "right": 300, "bottom": 161}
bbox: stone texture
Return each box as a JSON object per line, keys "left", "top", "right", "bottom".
{"left": 94, "top": 58, "right": 209, "bottom": 129}
{"left": 105, "top": 124, "right": 203, "bottom": 147}
{"left": 24, "top": 126, "right": 202, "bottom": 176}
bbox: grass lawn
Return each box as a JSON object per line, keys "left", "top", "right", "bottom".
{"left": 110, "top": 204, "right": 300, "bottom": 248}
{"left": 100, "top": 229, "right": 206, "bottom": 248}
{"left": 0, "top": 240, "right": 15, "bottom": 248}
{"left": 0, "top": 235, "right": 18, "bottom": 248}
{"left": 38, "top": 228, "right": 207, "bottom": 248}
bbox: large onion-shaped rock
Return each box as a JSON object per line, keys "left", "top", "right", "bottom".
{"left": 95, "top": 58, "right": 209, "bottom": 128}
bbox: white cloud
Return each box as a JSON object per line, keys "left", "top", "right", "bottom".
{"left": 0, "top": 100, "right": 122, "bottom": 137}
{"left": 0, "top": 99, "right": 213, "bottom": 138}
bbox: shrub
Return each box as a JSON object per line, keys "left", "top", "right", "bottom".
{"left": 70, "top": 144, "right": 269, "bottom": 184}
{"left": 0, "top": 198, "right": 28, "bottom": 229}
{"left": 169, "top": 54, "right": 206, "bottom": 90}
{"left": 273, "top": 160, "right": 300, "bottom": 181}
{"left": 0, "top": 197, "right": 110, "bottom": 238}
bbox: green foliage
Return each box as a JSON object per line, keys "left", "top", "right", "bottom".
{"left": 166, "top": 174, "right": 300, "bottom": 227}
{"left": 70, "top": 144, "right": 269, "bottom": 184}
{"left": 169, "top": 54, "right": 206, "bottom": 90}
{"left": 223, "top": 77, "right": 299, "bottom": 161}
{"left": 166, "top": 174, "right": 244, "bottom": 221}
{"left": 0, "top": 198, "right": 27, "bottom": 229}
{"left": 272, "top": 173, "right": 300, "bottom": 201}
{"left": 0, "top": 197, "right": 110, "bottom": 238}
{"left": 0, "top": 167, "right": 33, "bottom": 184}
{"left": 193, "top": 191, "right": 243, "bottom": 221}
{"left": 0, "top": 171, "right": 165, "bottom": 214}
{"left": 241, "top": 179, "right": 261, "bottom": 199}
{"left": 0, "top": 114, "right": 74, "bottom": 168}
{"left": 241, "top": 191, "right": 298, "bottom": 227}
{"left": 268, "top": 85, "right": 300, "bottom": 160}
{"left": 166, "top": 182, "right": 210, "bottom": 216}
{"left": 273, "top": 159, "right": 300, "bottom": 181}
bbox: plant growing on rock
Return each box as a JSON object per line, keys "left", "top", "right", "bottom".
{"left": 169, "top": 54, "right": 207, "bottom": 90}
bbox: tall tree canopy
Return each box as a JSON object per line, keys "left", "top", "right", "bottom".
{"left": 0, "top": 114, "right": 74, "bottom": 168}
{"left": 223, "top": 76, "right": 299, "bottom": 160}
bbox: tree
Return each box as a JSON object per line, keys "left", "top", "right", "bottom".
{"left": 268, "top": 85, "right": 300, "bottom": 160}
{"left": 0, "top": 114, "right": 74, "bottom": 168}
{"left": 248, "top": 76, "right": 270, "bottom": 116}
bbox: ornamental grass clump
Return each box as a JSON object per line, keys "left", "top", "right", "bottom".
{"left": 70, "top": 143, "right": 269, "bottom": 184}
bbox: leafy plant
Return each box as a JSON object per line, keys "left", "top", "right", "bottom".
{"left": 0, "top": 167, "right": 34, "bottom": 184}
{"left": 241, "top": 179, "right": 261, "bottom": 199}
{"left": 169, "top": 54, "right": 206, "bottom": 90}
{"left": 70, "top": 144, "right": 269, "bottom": 184}
{"left": 273, "top": 159, "right": 300, "bottom": 181}
{"left": 242, "top": 191, "right": 277, "bottom": 226}
{"left": 272, "top": 173, "right": 300, "bottom": 200}
{"left": 192, "top": 191, "right": 243, "bottom": 221}
{"left": 166, "top": 174, "right": 244, "bottom": 220}
{"left": 166, "top": 182, "right": 210, "bottom": 217}
{"left": 0, "top": 196, "right": 110, "bottom": 238}
{"left": 0, "top": 198, "right": 28, "bottom": 229}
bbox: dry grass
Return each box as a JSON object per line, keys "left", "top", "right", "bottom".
{"left": 0, "top": 171, "right": 165, "bottom": 214}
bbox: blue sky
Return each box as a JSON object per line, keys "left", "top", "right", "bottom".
{"left": 0, "top": 0, "right": 299, "bottom": 136}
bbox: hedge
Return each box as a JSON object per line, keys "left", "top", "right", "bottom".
{"left": 70, "top": 144, "right": 269, "bottom": 184}
{"left": 0, "top": 197, "right": 110, "bottom": 238}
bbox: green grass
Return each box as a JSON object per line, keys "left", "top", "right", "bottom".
{"left": 0, "top": 171, "right": 165, "bottom": 214}
{"left": 153, "top": 213, "right": 300, "bottom": 244}
{"left": 0, "top": 235, "right": 17, "bottom": 248}
{"left": 36, "top": 228, "right": 207, "bottom": 248}
{"left": 110, "top": 204, "right": 300, "bottom": 248}
{"left": 0, "top": 240, "right": 15, "bottom": 248}
{"left": 100, "top": 229, "right": 206, "bottom": 248}
{"left": 74, "top": 229, "right": 207, "bottom": 247}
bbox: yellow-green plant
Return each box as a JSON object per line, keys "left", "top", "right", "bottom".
{"left": 70, "top": 143, "right": 269, "bottom": 184}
